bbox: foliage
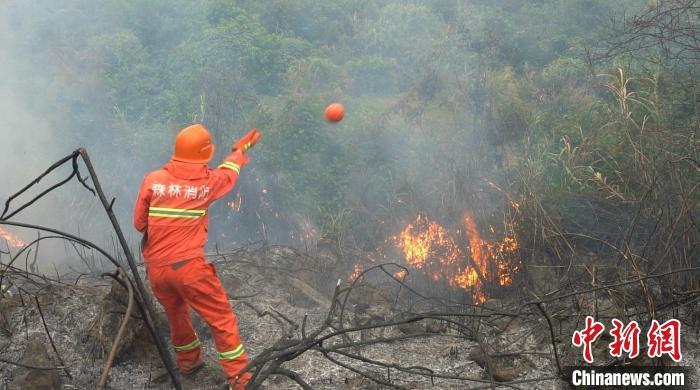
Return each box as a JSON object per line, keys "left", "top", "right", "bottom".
{"left": 2, "top": 0, "right": 697, "bottom": 276}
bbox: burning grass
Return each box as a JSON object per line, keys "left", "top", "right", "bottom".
{"left": 393, "top": 211, "right": 520, "bottom": 304}
{"left": 0, "top": 227, "right": 25, "bottom": 249}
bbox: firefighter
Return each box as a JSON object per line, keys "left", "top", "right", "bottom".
{"left": 134, "top": 124, "right": 260, "bottom": 389}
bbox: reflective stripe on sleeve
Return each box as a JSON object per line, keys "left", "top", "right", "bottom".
{"left": 217, "top": 344, "right": 245, "bottom": 360}
{"left": 218, "top": 161, "right": 241, "bottom": 173}
{"left": 174, "top": 338, "right": 200, "bottom": 351}
{"left": 148, "top": 207, "right": 206, "bottom": 219}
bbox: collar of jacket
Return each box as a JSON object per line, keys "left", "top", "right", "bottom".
{"left": 164, "top": 159, "right": 210, "bottom": 180}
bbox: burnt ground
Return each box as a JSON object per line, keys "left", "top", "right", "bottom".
{"left": 0, "top": 245, "right": 698, "bottom": 389}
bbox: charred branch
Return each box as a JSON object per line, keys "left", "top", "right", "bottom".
{"left": 0, "top": 149, "right": 182, "bottom": 389}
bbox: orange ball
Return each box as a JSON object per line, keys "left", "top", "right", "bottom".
{"left": 324, "top": 103, "right": 344, "bottom": 122}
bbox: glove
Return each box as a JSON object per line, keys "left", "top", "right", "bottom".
{"left": 232, "top": 128, "right": 261, "bottom": 153}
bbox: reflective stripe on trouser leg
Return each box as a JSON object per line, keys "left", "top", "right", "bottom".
{"left": 174, "top": 337, "right": 200, "bottom": 351}
{"left": 147, "top": 265, "right": 202, "bottom": 372}
{"left": 173, "top": 338, "right": 202, "bottom": 373}
{"left": 218, "top": 344, "right": 245, "bottom": 360}
{"left": 180, "top": 260, "right": 250, "bottom": 380}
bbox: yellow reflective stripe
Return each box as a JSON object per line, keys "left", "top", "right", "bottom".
{"left": 174, "top": 338, "right": 200, "bottom": 351}
{"left": 219, "top": 161, "right": 240, "bottom": 171}
{"left": 218, "top": 161, "right": 241, "bottom": 173}
{"left": 149, "top": 207, "right": 206, "bottom": 214}
{"left": 149, "top": 213, "right": 202, "bottom": 219}
{"left": 217, "top": 344, "right": 244, "bottom": 360}
{"left": 148, "top": 207, "right": 206, "bottom": 219}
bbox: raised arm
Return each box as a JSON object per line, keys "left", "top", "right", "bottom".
{"left": 208, "top": 151, "right": 250, "bottom": 203}
{"left": 207, "top": 129, "right": 260, "bottom": 203}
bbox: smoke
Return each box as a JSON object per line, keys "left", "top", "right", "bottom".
{"left": 0, "top": 5, "right": 68, "bottom": 226}
{"left": 0, "top": 2, "right": 134, "bottom": 272}
{"left": 0, "top": 1, "right": 630, "bottom": 280}
{"left": 0, "top": 1, "right": 488, "bottom": 264}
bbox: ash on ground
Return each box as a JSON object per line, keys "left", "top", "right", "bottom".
{"left": 0, "top": 245, "right": 698, "bottom": 389}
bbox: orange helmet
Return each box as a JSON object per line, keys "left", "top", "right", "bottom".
{"left": 172, "top": 124, "right": 215, "bottom": 163}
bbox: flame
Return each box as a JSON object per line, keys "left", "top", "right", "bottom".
{"left": 349, "top": 264, "right": 363, "bottom": 281}
{"left": 0, "top": 227, "right": 26, "bottom": 248}
{"left": 347, "top": 253, "right": 380, "bottom": 282}
{"left": 395, "top": 214, "right": 461, "bottom": 270}
{"left": 510, "top": 200, "right": 520, "bottom": 212}
{"left": 394, "top": 211, "right": 519, "bottom": 304}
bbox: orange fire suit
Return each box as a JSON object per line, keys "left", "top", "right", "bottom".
{"left": 133, "top": 151, "right": 252, "bottom": 386}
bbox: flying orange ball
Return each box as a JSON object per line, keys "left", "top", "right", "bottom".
{"left": 324, "top": 103, "right": 344, "bottom": 123}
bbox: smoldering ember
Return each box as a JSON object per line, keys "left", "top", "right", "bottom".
{"left": 0, "top": 1, "right": 699, "bottom": 390}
